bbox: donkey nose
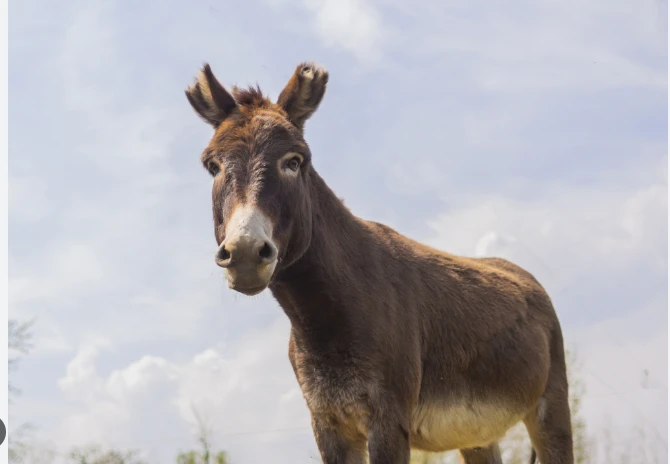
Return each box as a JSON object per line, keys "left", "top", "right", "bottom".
{"left": 216, "top": 236, "right": 278, "bottom": 268}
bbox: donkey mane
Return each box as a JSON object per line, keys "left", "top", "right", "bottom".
{"left": 231, "top": 85, "right": 272, "bottom": 109}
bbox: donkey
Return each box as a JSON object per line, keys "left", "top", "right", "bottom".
{"left": 185, "top": 62, "right": 573, "bottom": 464}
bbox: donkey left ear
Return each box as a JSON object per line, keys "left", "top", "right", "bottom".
{"left": 277, "top": 62, "right": 329, "bottom": 132}
{"left": 185, "top": 63, "right": 237, "bottom": 128}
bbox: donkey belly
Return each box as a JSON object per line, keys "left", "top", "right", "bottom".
{"left": 410, "top": 399, "right": 527, "bottom": 451}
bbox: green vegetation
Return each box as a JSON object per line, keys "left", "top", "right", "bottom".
{"left": 68, "top": 447, "right": 147, "bottom": 464}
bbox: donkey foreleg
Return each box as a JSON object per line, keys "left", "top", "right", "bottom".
{"left": 367, "top": 409, "right": 412, "bottom": 464}
{"left": 312, "top": 416, "right": 367, "bottom": 464}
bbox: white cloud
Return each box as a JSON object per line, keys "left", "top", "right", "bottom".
{"left": 269, "top": 0, "right": 384, "bottom": 61}
{"left": 304, "top": 0, "right": 384, "bottom": 61}
{"left": 426, "top": 158, "right": 667, "bottom": 298}
{"left": 49, "top": 316, "right": 316, "bottom": 464}
{"left": 473, "top": 231, "right": 519, "bottom": 258}
{"left": 58, "top": 339, "right": 111, "bottom": 399}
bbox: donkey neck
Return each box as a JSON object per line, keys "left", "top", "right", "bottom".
{"left": 270, "top": 170, "right": 372, "bottom": 351}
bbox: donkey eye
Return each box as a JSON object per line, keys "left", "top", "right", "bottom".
{"left": 286, "top": 157, "right": 301, "bottom": 172}
{"left": 206, "top": 161, "right": 220, "bottom": 176}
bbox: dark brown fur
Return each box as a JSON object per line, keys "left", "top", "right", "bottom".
{"left": 185, "top": 62, "right": 573, "bottom": 464}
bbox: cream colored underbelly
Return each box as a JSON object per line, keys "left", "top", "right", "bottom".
{"left": 410, "top": 400, "right": 527, "bottom": 451}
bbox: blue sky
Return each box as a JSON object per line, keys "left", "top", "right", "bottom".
{"left": 9, "top": 0, "right": 668, "bottom": 462}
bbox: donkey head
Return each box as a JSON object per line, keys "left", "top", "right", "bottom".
{"left": 185, "top": 63, "right": 328, "bottom": 295}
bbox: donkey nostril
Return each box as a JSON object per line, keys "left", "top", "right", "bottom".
{"left": 258, "top": 242, "right": 275, "bottom": 261}
{"left": 217, "top": 245, "right": 231, "bottom": 262}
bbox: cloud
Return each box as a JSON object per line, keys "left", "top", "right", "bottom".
{"left": 426, "top": 158, "right": 667, "bottom": 307}
{"left": 304, "top": 0, "right": 384, "bottom": 61}
{"left": 269, "top": 0, "right": 384, "bottom": 62}
{"left": 58, "top": 339, "right": 112, "bottom": 401}
{"left": 50, "top": 317, "right": 317, "bottom": 464}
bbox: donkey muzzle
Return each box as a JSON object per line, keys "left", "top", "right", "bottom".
{"left": 215, "top": 205, "right": 278, "bottom": 295}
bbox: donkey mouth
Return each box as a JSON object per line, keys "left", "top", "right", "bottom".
{"left": 229, "top": 282, "right": 268, "bottom": 296}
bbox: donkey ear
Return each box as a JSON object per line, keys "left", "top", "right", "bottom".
{"left": 277, "top": 62, "right": 329, "bottom": 131}
{"left": 185, "top": 63, "right": 237, "bottom": 128}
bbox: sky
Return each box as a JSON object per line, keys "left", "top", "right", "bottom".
{"left": 8, "top": 0, "right": 668, "bottom": 462}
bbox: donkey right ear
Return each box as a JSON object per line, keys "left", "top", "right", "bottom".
{"left": 277, "top": 62, "right": 329, "bottom": 132}
{"left": 185, "top": 63, "right": 237, "bottom": 128}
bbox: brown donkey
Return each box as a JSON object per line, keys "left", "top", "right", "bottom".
{"left": 185, "top": 62, "right": 573, "bottom": 464}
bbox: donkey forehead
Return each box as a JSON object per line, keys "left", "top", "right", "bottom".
{"left": 210, "top": 111, "right": 302, "bottom": 158}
